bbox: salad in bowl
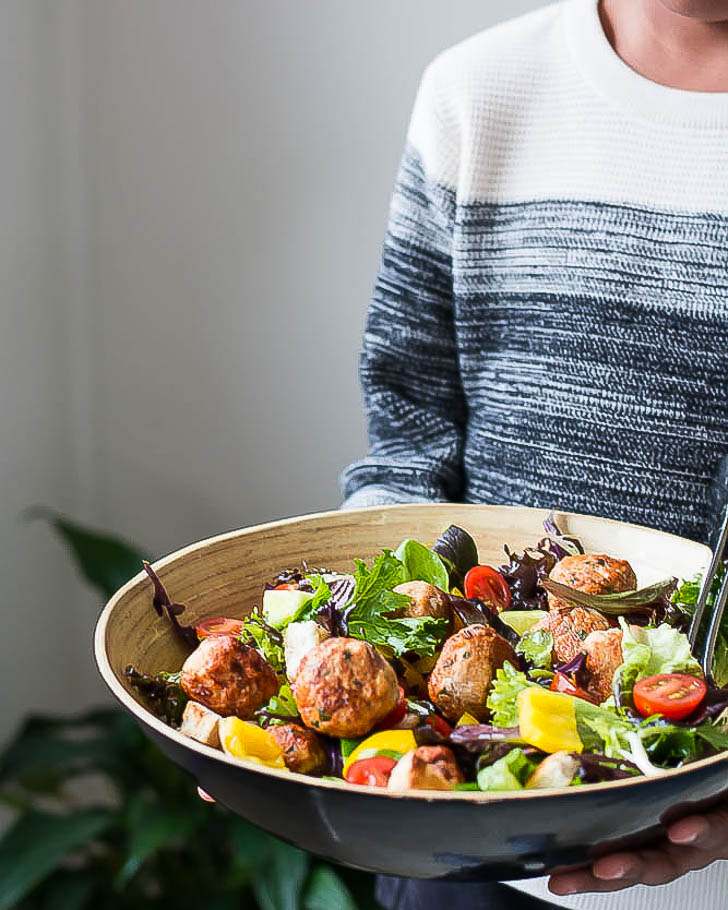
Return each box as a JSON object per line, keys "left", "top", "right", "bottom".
{"left": 125, "top": 513, "right": 728, "bottom": 795}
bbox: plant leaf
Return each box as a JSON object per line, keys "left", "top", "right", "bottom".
{"left": 0, "top": 809, "right": 114, "bottom": 910}
{"left": 39, "top": 871, "right": 97, "bottom": 910}
{"left": 227, "top": 816, "right": 274, "bottom": 879}
{"left": 26, "top": 507, "right": 149, "bottom": 599}
{"left": 303, "top": 866, "right": 358, "bottom": 910}
{"left": 0, "top": 712, "right": 140, "bottom": 794}
{"left": 251, "top": 839, "right": 310, "bottom": 910}
{"left": 115, "top": 792, "right": 202, "bottom": 886}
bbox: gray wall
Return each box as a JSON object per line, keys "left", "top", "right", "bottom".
{"left": 1, "top": 0, "right": 545, "bottom": 743}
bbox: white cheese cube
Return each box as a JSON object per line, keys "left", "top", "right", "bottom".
{"left": 284, "top": 620, "right": 330, "bottom": 681}
{"left": 179, "top": 700, "right": 221, "bottom": 747}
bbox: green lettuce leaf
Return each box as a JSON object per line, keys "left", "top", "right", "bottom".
{"left": 515, "top": 629, "right": 554, "bottom": 669}
{"left": 486, "top": 662, "right": 539, "bottom": 728}
{"left": 487, "top": 662, "right": 717, "bottom": 768}
{"left": 574, "top": 699, "right": 635, "bottom": 757}
{"left": 673, "top": 565, "right": 728, "bottom": 686}
{"left": 241, "top": 610, "right": 285, "bottom": 672}
{"left": 345, "top": 551, "right": 448, "bottom": 658}
{"left": 393, "top": 539, "right": 449, "bottom": 590}
{"left": 694, "top": 720, "right": 728, "bottom": 752}
{"left": 297, "top": 574, "right": 332, "bottom": 622}
{"left": 613, "top": 618, "right": 702, "bottom": 699}
{"left": 257, "top": 683, "right": 298, "bottom": 726}
{"left": 575, "top": 698, "right": 714, "bottom": 767}
{"left": 477, "top": 748, "right": 538, "bottom": 791}
{"left": 347, "top": 609, "right": 447, "bottom": 659}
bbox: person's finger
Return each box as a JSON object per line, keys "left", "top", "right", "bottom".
{"left": 549, "top": 868, "right": 632, "bottom": 895}
{"left": 197, "top": 786, "right": 216, "bottom": 802}
{"left": 551, "top": 833, "right": 724, "bottom": 896}
{"left": 668, "top": 805, "right": 728, "bottom": 854}
{"left": 593, "top": 846, "right": 683, "bottom": 887}
{"left": 550, "top": 803, "right": 728, "bottom": 895}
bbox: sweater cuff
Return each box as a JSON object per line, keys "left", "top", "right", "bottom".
{"left": 339, "top": 485, "right": 433, "bottom": 511}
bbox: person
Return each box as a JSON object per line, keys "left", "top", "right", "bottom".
{"left": 340, "top": 0, "right": 728, "bottom": 907}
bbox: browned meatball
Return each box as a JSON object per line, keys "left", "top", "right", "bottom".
{"left": 180, "top": 635, "right": 278, "bottom": 719}
{"left": 391, "top": 581, "right": 452, "bottom": 624}
{"left": 388, "top": 745, "right": 464, "bottom": 791}
{"left": 428, "top": 624, "right": 516, "bottom": 722}
{"left": 269, "top": 723, "right": 326, "bottom": 774}
{"left": 293, "top": 637, "right": 399, "bottom": 738}
{"left": 533, "top": 606, "right": 610, "bottom": 665}
{"left": 548, "top": 554, "right": 637, "bottom": 610}
{"left": 583, "top": 627, "right": 624, "bottom": 703}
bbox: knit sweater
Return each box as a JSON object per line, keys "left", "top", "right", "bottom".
{"left": 341, "top": 0, "right": 728, "bottom": 550}
{"left": 341, "top": 1, "right": 728, "bottom": 907}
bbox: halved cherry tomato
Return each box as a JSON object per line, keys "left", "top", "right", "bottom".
{"left": 274, "top": 583, "right": 298, "bottom": 590}
{"left": 633, "top": 673, "right": 707, "bottom": 721}
{"left": 463, "top": 565, "right": 512, "bottom": 611}
{"left": 550, "top": 672, "right": 598, "bottom": 704}
{"left": 196, "top": 616, "right": 247, "bottom": 639}
{"left": 377, "top": 687, "right": 407, "bottom": 730}
{"left": 427, "top": 714, "right": 453, "bottom": 737}
{"left": 345, "top": 756, "right": 398, "bottom": 787}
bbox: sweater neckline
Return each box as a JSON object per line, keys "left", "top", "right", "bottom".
{"left": 563, "top": 0, "right": 728, "bottom": 129}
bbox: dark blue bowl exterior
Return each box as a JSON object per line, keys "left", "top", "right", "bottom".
{"left": 140, "top": 717, "right": 728, "bottom": 881}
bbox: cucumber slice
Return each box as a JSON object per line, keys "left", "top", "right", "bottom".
{"left": 499, "top": 610, "right": 546, "bottom": 636}
{"left": 262, "top": 588, "right": 313, "bottom": 629}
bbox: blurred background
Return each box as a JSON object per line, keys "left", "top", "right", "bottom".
{"left": 1, "top": 1, "right": 543, "bottom": 907}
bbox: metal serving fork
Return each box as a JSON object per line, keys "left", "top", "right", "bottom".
{"left": 688, "top": 503, "right": 728, "bottom": 681}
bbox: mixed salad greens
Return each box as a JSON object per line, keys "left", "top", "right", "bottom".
{"left": 125, "top": 515, "right": 728, "bottom": 793}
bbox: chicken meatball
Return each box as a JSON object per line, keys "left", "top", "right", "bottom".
{"left": 388, "top": 745, "right": 464, "bottom": 791}
{"left": 180, "top": 635, "right": 278, "bottom": 719}
{"left": 548, "top": 554, "right": 637, "bottom": 610}
{"left": 428, "top": 624, "right": 516, "bottom": 722}
{"left": 391, "top": 581, "right": 452, "bottom": 624}
{"left": 583, "top": 627, "right": 624, "bottom": 703}
{"left": 269, "top": 723, "right": 327, "bottom": 774}
{"left": 293, "top": 637, "right": 398, "bottom": 737}
{"left": 533, "top": 606, "right": 610, "bottom": 665}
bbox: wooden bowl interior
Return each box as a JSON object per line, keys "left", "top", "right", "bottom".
{"left": 102, "top": 504, "right": 710, "bottom": 697}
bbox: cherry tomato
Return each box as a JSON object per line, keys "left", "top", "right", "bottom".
{"left": 550, "top": 672, "right": 598, "bottom": 704}
{"left": 196, "top": 616, "right": 247, "bottom": 639}
{"left": 377, "top": 686, "right": 407, "bottom": 730}
{"left": 633, "top": 673, "right": 707, "bottom": 721}
{"left": 427, "top": 714, "right": 453, "bottom": 737}
{"left": 274, "top": 583, "right": 298, "bottom": 590}
{"left": 463, "top": 565, "right": 512, "bottom": 610}
{"left": 345, "top": 756, "right": 398, "bottom": 787}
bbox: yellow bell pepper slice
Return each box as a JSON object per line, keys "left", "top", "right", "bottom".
{"left": 219, "top": 717, "right": 286, "bottom": 769}
{"left": 517, "top": 688, "right": 583, "bottom": 754}
{"left": 456, "top": 712, "right": 479, "bottom": 727}
{"left": 342, "top": 730, "right": 417, "bottom": 776}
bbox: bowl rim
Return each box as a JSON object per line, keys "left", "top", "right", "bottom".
{"left": 94, "top": 502, "right": 728, "bottom": 803}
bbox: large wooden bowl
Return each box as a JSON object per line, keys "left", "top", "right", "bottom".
{"left": 95, "top": 504, "right": 728, "bottom": 881}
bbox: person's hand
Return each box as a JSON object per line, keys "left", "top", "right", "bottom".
{"left": 549, "top": 803, "right": 728, "bottom": 895}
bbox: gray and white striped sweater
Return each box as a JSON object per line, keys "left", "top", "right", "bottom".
{"left": 341, "top": 0, "right": 728, "bottom": 553}
{"left": 342, "top": 2, "right": 728, "bottom": 906}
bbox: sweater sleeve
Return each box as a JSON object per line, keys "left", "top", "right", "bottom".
{"left": 340, "top": 65, "right": 466, "bottom": 510}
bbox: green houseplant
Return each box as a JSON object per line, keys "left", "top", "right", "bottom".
{"left": 0, "top": 512, "right": 380, "bottom": 910}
